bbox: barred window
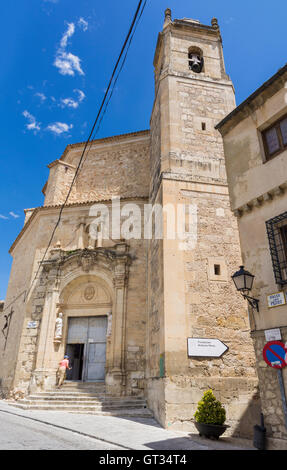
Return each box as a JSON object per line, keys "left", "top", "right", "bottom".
{"left": 262, "top": 114, "right": 287, "bottom": 161}
{"left": 266, "top": 211, "right": 287, "bottom": 285}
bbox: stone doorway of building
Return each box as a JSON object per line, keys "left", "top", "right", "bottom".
{"left": 66, "top": 316, "right": 108, "bottom": 382}
{"left": 65, "top": 344, "right": 84, "bottom": 381}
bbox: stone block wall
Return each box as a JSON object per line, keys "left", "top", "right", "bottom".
{"left": 252, "top": 330, "right": 287, "bottom": 448}
{"left": 44, "top": 132, "right": 150, "bottom": 207}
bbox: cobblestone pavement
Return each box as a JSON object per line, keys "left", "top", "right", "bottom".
{"left": 0, "top": 400, "right": 255, "bottom": 451}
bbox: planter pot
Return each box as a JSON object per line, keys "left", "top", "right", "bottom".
{"left": 194, "top": 421, "right": 229, "bottom": 440}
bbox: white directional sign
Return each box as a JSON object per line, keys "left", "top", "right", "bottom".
{"left": 187, "top": 338, "right": 228, "bottom": 358}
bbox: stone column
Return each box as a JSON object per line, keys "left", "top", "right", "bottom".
{"left": 106, "top": 244, "right": 129, "bottom": 395}
{"left": 30, "top": 253, "right": 60, "bottom": 393}
{"left": 78, "top": 222, "right": 85, "bottom": 249}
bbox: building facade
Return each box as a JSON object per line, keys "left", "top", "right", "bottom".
{"left": 0, "top": 11, "right": 260, "bottom": 437}
{"left": 217, "top": 64, "right": 287, "bottom": 449}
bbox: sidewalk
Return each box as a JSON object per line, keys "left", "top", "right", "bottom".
{"left": 0, "top": 400, "right": 255, "bottom": 451}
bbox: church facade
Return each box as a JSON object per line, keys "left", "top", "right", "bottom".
{"left": 0, "top": 11, "right": 260, "bottom": 436}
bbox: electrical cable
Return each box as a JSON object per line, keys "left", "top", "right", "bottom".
{"left": 22, "top": 0, "right": 147, "bottom": 301}
{"left": 76, "top": 0, "right": 147, "bottom": 179}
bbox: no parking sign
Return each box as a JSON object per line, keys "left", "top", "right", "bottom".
{"left": 262, "top": 340, "right": 287, "bottom": 430}
{"left": 263, "top": 341, "right": 287, "bottom": 369}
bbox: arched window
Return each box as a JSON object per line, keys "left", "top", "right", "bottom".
{"left": 188, "top": 47, "right": 204, "bottom": 73}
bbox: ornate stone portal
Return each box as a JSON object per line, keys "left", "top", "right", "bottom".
{"left": 26, "top": 244, "right": 130, "bottom": 395}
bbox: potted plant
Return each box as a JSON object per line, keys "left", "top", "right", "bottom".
{"left": 194, "top": 389, "right": 228, "bottom": 439}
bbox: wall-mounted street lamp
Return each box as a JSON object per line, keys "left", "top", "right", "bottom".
{"left": 231, "top": 266, "right": 259, "bottom": 312}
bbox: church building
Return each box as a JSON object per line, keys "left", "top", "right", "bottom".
{"left": 0, "top": 10, "right": 260, "bottom": 437}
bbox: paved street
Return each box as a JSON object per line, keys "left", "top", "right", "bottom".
{"left": 0, "top": 409, "right": 122, "bottom": 450}
{"left": 0, "top": 400, "right": 255, "bottom": 451}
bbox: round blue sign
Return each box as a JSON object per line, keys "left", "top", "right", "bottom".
{"left": 263, "top": 341, "right": 287, "bottom": 369}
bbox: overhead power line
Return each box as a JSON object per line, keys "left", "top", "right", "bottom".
{"left": 20, "top": 0, "right": 148, "bottom": 304}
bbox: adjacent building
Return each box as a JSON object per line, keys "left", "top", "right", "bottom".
{"left": 217, "top": 64, "right": 287, "bottom": 449}
{"left": 0, "top": 10, "right": 260, "bottom": 437}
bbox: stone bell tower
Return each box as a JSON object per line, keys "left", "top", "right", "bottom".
{"left": 147, "top": 10, "right": 260, "bottom": 436}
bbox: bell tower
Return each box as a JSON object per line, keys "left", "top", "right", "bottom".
{"left": 147, "top": 10, "right": 260, "bottom": 435}
{"left": 150, "top": 9, "right": 236, "bottom": 199}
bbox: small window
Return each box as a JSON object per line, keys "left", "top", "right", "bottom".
{"left": 201, "top": 122, "right": 206, "bottom": 131}
{"left": 262, "top": 114, "right": 287, "bottom": 161}
{"left": 214, "top": 264, "right": 221, "bottom": 276}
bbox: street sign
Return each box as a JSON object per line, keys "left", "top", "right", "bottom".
{"left": 263, "top": 341, "right": 287, "bottom": 369}
{"left": 267, "top": 292, "right": 286, "bottom": 308}
{"left": 264, "top": 328, "right": 282, "bottom": 342}
{"left": 187, "top": 338, "right": 228, "bottom": 358}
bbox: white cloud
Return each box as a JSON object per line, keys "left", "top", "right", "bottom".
{"left": 75, "top": 89, "right": 85, "bottom": 101}
{"left": 23, "top": 110, "right": 41, "bottom": 132}
{"left": 9, "top": 212, "right": 20, "bottom": 219}
{"left": 60, "top": 22, "right": 75, "bottom": 49}
{"left": 54, "top": 51, "right": 84, "bottom": 76}
{"left": 60, "top": 89, "right": 86, "bottom": 108}
{"left": 54, "top": 23, "right": 84, "bottom": 76}
{"left": 35, "top": 92, "right": 47, "bottom": 103}
{"left": 60, "top": 97, "right": 78, "bottom": 108}
{"left": 78, "top": 17, "right": 88, "bottom": 32}
{"left": 0, "top": 215, "right": 8, "bottom": 220}
{"left": 46, "top": 122, "right": 73, "bottom": 135}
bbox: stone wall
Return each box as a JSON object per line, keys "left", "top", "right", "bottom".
{"left": 158, "top": 179, "right": 260, "bottom": 437}
{"left": 252, "top": 329, "right": 287, "bottom": 447}
{"left": 3, "top": 201, "right": 149, "bottom": 398}
{"left": 146, "top": 16, "right": 260, "bottom": 437}
{"left": 44, "top": 132, "right": 150, "bottom": 207}
{"left": 0, "top": 214, "right": 43, "bottom": 396}
{"left": 218, "top": 64, "right": 287, "bottom": 448}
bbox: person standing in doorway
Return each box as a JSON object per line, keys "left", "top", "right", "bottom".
{"left": 56, "top": 355, "right": 72, "bottom": 388}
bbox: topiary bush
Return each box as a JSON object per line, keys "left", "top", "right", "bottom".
{"left": 194, "top": 390, "right": 226, "bottom": 425}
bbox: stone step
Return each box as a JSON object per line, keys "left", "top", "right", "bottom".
{"left": 30, "top": 392, "right": 109, "bottom": 398}
{"left": 16, "top": 400, "right": 147, "bottom": 409}
{"left": 61, "top": 382, "right": 105, "bottom": 389}
{"left": 55, "top": 387, "right": 106, "bottom": 394}
{"left": 10, "top": 402, "right": 152, "bottom": 417}
{"left": 27, "top": 396, "right": 146, "bottom": 403}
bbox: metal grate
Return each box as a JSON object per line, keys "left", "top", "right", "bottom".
{"left": 266, "top": 211, "right": 287, "bottom": 285}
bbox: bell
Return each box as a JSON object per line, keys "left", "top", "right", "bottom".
{"left": 189, "top": 54, "right": 203, "bottom": 73}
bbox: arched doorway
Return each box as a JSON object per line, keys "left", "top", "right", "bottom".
{"left": 59, "top": 275, "right": 112, "bottom": 383}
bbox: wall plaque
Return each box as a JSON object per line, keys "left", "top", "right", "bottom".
{"left": 267, "top": 292, "right": 286, "bottom": 308}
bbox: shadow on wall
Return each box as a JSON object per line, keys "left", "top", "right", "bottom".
{"left": 231, "top": 389, "right": 262, "bottom": 438}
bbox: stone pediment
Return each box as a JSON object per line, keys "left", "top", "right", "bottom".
{"left": 67, "top": 281, "right": 110, "bottom": 306}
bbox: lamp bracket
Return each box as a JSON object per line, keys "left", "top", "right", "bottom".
{"left": 241, "top": 293, "right": 259, "bottom": 312}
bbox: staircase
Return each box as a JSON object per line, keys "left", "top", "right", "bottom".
{"left": 9, "top": 382, "right": 153, "bottom": 418}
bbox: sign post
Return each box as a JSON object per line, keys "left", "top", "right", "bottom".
{"left": 263, "top": 341, "right": 287, "bottom": 430}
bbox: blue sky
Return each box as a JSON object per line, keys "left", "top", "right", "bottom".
{"left": 0, "top": 0, "right": 286, "bottom": 300}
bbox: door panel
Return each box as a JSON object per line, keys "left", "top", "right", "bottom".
{"left": 86, "top": 317, "right": 107, "bottom": 381}
{"left": 66, "top": 316, "right": 107, "bottom": 382}
{"left": 67, "top": 318, "right": 88, "bottom": 343}
{"left": 87, "top": 342, "right": 106, "bottom": 381}
{"left": 88, "top": 317, "right": 107, "bottom": 342}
